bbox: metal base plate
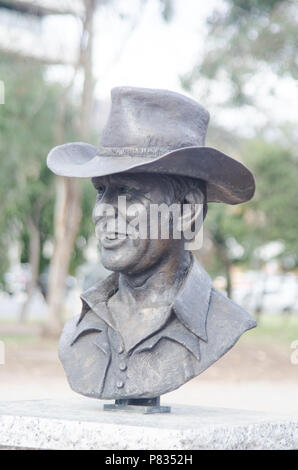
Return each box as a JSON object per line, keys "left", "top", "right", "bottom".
{"left": 103, "top": 403, "right": 171, "bottom": 414}
{"left": 103, "top": 397, "right": 171, "bottom": 414}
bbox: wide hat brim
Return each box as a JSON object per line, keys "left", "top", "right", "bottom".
{"left": 47, "top": 142, "right": 255, "bottom": 204}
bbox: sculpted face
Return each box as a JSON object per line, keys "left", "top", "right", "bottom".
{"left": 92, "top": 173, "right": 181, "bottom": 274}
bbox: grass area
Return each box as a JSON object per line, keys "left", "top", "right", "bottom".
{"left": 0, "top": 334, "right": 41, "bottom": 345}
{"left": 243, "top": 313, "right": 298, "bottom": 346}
{"left": 0, "top": 320, "right": 54, "bottom": 346}
{"left": 1, "top": 314, "right": 298, "bottom": 347}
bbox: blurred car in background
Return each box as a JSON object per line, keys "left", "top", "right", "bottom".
{"left": 232, "top": 271, "right": 298, "bottom": 315}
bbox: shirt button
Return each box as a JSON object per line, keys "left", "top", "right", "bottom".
{"left": 119, "top": 362, "right": 127, "bottom": 371}
{"left": 117, "top": 380, "right": 124, "bottom": 389}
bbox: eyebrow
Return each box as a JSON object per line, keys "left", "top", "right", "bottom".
{"left": 91, "top": 177, "right": 105, "bottom": 187}
{"left": 91, "top": 176, "right": 143, "bottom": 190}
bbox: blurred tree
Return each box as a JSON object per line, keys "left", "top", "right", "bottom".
{"left": 182, "top": 0, "right": 297, "bottom": 105}
{"left": 199, "top": 130, "right": 298, "bottom": 297}
{"left": 1, "top": 0, "right": 176, "bottom": 331}
{"left": 184, "top": 0, "right": 298, "bottom": 295}
{"left": 45, "top": 0, "right": 176, "bottom": 335}
{"left": 159, "top": 0, "right": 175, "bottom": 22}
{"left": 0, "top": 54, "right": 97, "bottom": 320}
{"left": 201, "top": 204, "right": 254, "bottom": 298}
{"left": 0, "top": 57, "right": 66, "bottom": 306}
{"left": 45, "top": 0, "right": 96, "bottom": 336}
{"left": 243, "top": 136, "right": 298, "bottom": 261}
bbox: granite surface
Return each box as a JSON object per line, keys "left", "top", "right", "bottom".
{"left": 0, "top": 398, "right": 297, "bottom": 450}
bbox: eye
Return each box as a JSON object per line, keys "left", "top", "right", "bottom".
{"left": 96, "top": 185, "right": 106, "bottom": 198}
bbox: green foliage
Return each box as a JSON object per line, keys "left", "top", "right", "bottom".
{"left": 223, "top": 0, "right": 285, "bottom": 21}
{"left": 244, "top": 313, "right": 298, "bottom": 345}
{"left": 0, "top": 56, "right": 54, "bottom": 278}
{"left": 203, "top": 198, "right": 256, "bottom": 281}
{"left": 183, "top": 0, "right": 297, "bottom": 104}
{"left": 203, "top": 134, "right": 298, "bottom": 279}
{"left": 182, "top": 0, "right": 298, "bottom": 282}
{"left": 243, "top": 138, "right": 298, "bottom": 260}
{"left": 0, "top": 55, "right": 95, "bottom": 283}
{"left": 159, "top": 0, "right": 175, "bottom": 22}
{"left": 69, "top": 179, "right": 97, "bottom": 275}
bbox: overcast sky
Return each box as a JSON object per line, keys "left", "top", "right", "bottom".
{"left": 4, "top": 0, "right": 295, "bottom": 137}
{"left": 91, "top": 0, "right": 220, "bottom": 97}
{"left": 44, "top": 0, "right": 220, "bottom": 96}
{"left": 45, "top": 0, "right": 297, "bottom": 137}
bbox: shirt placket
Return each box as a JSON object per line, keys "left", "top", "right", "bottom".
{"left": 106, "top": 327, "right": 129, "bottom": 396}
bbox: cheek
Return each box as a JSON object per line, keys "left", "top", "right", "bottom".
{"left": 126, "top": 237, "right": 150, "bottom": 256}
{"left": 145, "top": 239, "right": 170, "bottom": 262}
{"left": 125, "top": 203, "right": 148, "bottom": 232}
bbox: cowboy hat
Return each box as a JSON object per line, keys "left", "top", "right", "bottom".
{"left": 47, "top": 86, "right": 255, "bottom": 204}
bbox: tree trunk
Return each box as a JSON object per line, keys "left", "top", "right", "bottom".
{"left": 44, "top": 177, "right": 82, "bottom": 335}
{"left": 224, "top": 260, "right": 232, "bottom": 298}
{"left": 20, "top": 215, "right": 40, "bottom": 322}
{"left": 80, "top": 0, "right": 95, "bottom": 140}
{"left": 216, "top": 243, "right": 233, "bottom": 298}
{"left": 44, "top": 0, "right": 96, "bottom": 336}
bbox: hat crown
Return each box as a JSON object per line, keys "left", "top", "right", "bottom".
{"left": 47, "top": 86, "right": 255, "bottom": 204}
{"left": 100, "top": 87, "right": 210, "bottom": 154}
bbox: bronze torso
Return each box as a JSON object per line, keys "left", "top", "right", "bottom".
{"left": 48, "top": 87, "right": 257, "bottom": 405}
{"left": 59, "top": 258, "right": 256, "bottom": 399}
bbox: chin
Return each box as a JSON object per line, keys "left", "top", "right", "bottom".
{"left": 99, "top": 243, "right": 144, "bottom": 273}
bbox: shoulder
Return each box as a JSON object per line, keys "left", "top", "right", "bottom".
{"left": 58, "top": 310, "right": 109, "bottom": 399}
{"left": 208, "top": 287, "right": 257, "bottom": 333}
{"left": 196, "top": 287, "right": 257, "bottom": 372}
{"left": 59, "top": 308, "right": 106, "bottom": 352}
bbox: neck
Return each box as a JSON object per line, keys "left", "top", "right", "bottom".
{"left": 118, "top": 249, "right": 191, "bottom": 307}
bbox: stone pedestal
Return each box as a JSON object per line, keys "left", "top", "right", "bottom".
{"left": 0, "top": 398, "right": 297, "bottom": 450}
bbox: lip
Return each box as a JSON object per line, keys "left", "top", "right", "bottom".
{"left": 100, "top": 233, "right": 128, "bottom": 249}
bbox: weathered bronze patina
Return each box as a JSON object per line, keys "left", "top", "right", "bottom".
{"left": 47, "top": 87, "right": 256, "bottom": 412}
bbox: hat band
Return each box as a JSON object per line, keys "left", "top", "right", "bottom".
{"left": 98, "top": 146, "right": 178, "bottom": 157}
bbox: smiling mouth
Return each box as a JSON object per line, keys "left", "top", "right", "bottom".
{"left": 100, "top": 232, "right": 129, "bottom": 248}
{"left": 103, "top": 232, "right": 128, "bottom": 240}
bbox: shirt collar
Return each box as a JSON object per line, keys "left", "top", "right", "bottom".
{"left": 173, "top": 256, "right": 211, "bottom": 342}
{"left": 79, "top": 255, "right": 212, "bottom": 345}
{"left": 79, "top": 272, "right": 118, "bottom": 328}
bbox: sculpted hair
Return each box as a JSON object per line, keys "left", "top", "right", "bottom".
{"left": 161, "top": 174, "right": 208, "bottom": 220}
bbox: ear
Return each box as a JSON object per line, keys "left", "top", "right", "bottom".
{"left": 177, "top": 187, "right": 205, "bottom": 251}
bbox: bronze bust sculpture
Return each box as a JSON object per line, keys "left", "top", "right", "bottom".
{"left": 47, "top": 87, "right": 256, "bottom": 411}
